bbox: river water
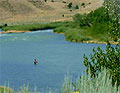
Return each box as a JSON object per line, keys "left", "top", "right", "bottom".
{"left": 0, "top": 29, "right": 106, "bottom": 92}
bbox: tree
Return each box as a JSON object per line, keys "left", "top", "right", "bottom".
{"left": 83, "top": 43, "right": 120, "bottom": 86}
{"left": 104, "top": 0, "right": 120, "bottom": 42}
{"left": 75, "top": 5, "right": 79, "bottom": 9}
{"left": 81, "top": 3, "right": 85, "bottom": 6}
{"left": 68, "top": 2, "right": 72, "bottom": 9}
{"left": 110, "top": 0, "right": 120, "bottom": 42}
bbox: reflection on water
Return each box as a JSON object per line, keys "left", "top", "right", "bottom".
{"left": 0, "top": 29, "right": 106, "bottom": 92}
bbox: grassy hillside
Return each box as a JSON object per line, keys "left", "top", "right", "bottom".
{"left": 0, "top": 0, "right": 103, "bottom": 25}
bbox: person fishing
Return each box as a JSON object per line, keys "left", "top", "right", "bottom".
{"left": 34, "top": 59, "right": 38, "bottom": 64}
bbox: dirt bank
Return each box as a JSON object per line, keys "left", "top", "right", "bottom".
{"left": 0, "top": 30, "right": 31, "bottom": 34}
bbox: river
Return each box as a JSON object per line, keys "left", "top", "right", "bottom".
{"left": 0, "top": 29, "right": 106, "bottom": 92}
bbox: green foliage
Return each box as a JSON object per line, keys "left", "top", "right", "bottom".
{"left": 0, "top": 87, "right": 13, "bottom": 93}
{"left": 62, "top": 69, "right": 120, "bottom": 93}
{"left": 104, "top": 0, "right": 120, "bottom": 42}
{"left": 81, "top": 3, "right": 85, "bottom": 6}
{"left": 83, "top": 44, "right": 120, "bottom": 86}
{"left": 73, "top": 7, "right": 109, "bottom": 27}
{"left": 65, "top": 28, "right": 91, "bottom": 42}
{"left": 73, "top": 13, "right": 88, "bottom": 26}
{"left": 73, "top": 7, "right": 113, "bottom": 41}
{"left": 62, "top": 75, "right": 73, "bottom": 93}
{"left": 0, "top": 83, "right": 13, "bottom": 93}
{"left": 54, "top": 27, "right": 68, "bottom": 33}
{"left": 18, "top": 84, "right": 30, "bottom": 93}
{"left": 0, "top": 84, "right": 57, "bottom": 93}
{"left": 67, "top": 2, "right": 72, "bottom": 9}
{"left": 1, "top": 22, "right": 64, "bottom": 31}
{"left": 77, "top": 68, "right": 120, "bottom": 93}
{"left": 75, "top": 5, "right": 79, "bottom": 9}
{"left": 17, "top": 85, "right": 58, "bottom": 93}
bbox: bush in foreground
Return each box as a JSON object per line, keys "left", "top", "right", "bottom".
{"left": 62, "top": 68, "right": 120, "bottom": 93}
{"left": 84, "top": 44, "right": 120, "bottom": 86}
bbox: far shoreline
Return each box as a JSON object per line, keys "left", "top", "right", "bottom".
{"left": 0, "top": 30, "right": 31, "bottom": 34}
{"left": 0, "top": 29, "right": 119, "bottom": 45}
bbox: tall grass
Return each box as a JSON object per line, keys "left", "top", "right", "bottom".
{"left": 62, "top": 75, "right": 73, "bottom": 93}
{"left": 17, "top": 85, "right": 58, "bottom": 93}
{"left": 1, "top": 21, "right": 72, "bottom": 31}
{"left": 2, "top": 23, "right": 56, "bottom": 31}
{"left": 0, "top": 85, "right": 58, "bottom": 93}
{"left": 62, "top": 68, "right": 120, "bottom": 93}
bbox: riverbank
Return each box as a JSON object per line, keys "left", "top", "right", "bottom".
{"left": 1, "top": 22, "right": 119, "bottom": 45}
{"left": 0, "top": 30, "right": 31, "bottom": 34}
{"left": 55, "top": 32, "right": 120, "bottom": 45}
{"left": 0, "top": 28, "right": 119, "bottom": 45}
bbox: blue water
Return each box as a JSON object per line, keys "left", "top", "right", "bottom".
{"left": 0, "top": 29, "right": 106, "bottom": 92}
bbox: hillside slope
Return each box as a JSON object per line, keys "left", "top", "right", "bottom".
{"left": 0, "top": 0, "right": 104, "bottom": 25}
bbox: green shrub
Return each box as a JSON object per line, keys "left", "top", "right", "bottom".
{"left": 53, "top": 27, "right": 68, "bottom": 33}
{"left": 84, "top": 44, "right": 120, "bottom": 86}
{"left": 68, "top": 2, "right": 72, "bottom": 9}
{"left": 72, "top": 7, "right": 113, "bottom": 41}
{"left": 76, "top": 68, "right": 120, "bottom": 93}
{"left": 104, "top": 0, "right": 120, "bottom": 42}
{"left": 2, "top": 23, "right": 58, "bottom": 31}
{"left": 62, "top": 75, "right": 73, "bottom": 93}
{"left": 64, "top": 28, "right": 90, "bottom": 42}
{"left": 75, "top": 5, "right": 79, "bottom": 9}
{"left": 62, "top": 68, "right": 120, "bottom": 93}
{"left": 0, "top": 87, "right": 13, "bottom": 93}
{"left": 81, "top": 3, "right": 85, "bottom": 6}
{"left": 73, "top": 13, "right": 88, "bottom": 26}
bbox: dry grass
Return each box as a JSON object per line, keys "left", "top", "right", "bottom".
{"left": 0, "top": 0, "right": 104, "bottom": 25}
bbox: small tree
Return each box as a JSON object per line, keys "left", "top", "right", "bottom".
{"left": 73, "top": 13, "right": 89, "bottom": 26}
{"left": 81, "top": 3, "right": 85, "bottom": 6}
{"left": 68, "top": 2, "right": 72, "bottom": 9}
{"left": 83, "top": 43, "right": 120, "bottom": 86}
{"left": 75, "top": 5, "right": 79, "bottom": 9}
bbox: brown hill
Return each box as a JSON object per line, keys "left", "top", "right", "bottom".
{"left": 0, "top": 0, "right": 104, "bottom": 25}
